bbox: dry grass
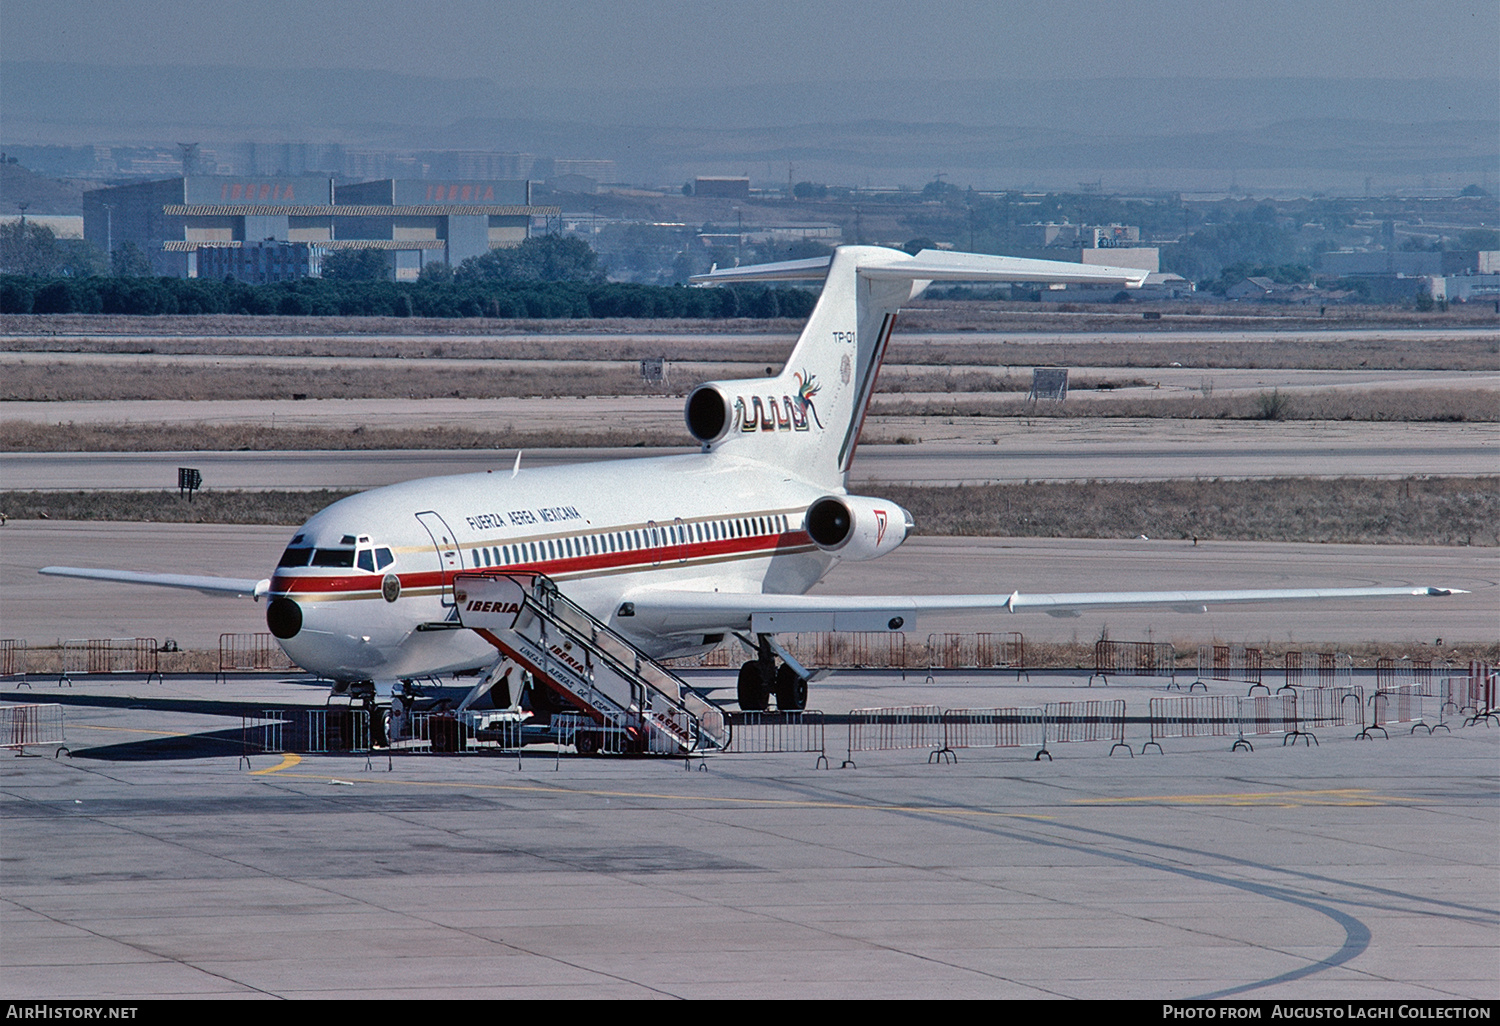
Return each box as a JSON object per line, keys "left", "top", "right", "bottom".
{"left": 6, "top": 302, "right": 1499, "bottom": 341}
{"left": 6, "top": 313, "right": 1499, "bottom": 373}
{"left": 871, "top": 388, "right": 1499, "bottom": 422}
{"left": 1, "top": 490, "right": 358, "bottom": 525}
{"left": 6, "top": 476, "right": 1496, "bottom": 545}
{"left": 0, "top": 359, "right": 1157, "bottom": 403}
{"left": 0, "top": 421, "right": 694, "bottom": 452}
{"left": 899, "top": 299, "right": 1500, "bottom": 334}
{"left": 872, "top": 477, "right": 1500, "bottom": 547}
{"left": 0, "top": 359, "right": 719, "bottom": 402}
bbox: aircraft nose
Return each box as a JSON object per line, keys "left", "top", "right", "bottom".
{"left": 266, "top": 597, "right": 303, "bottom": 639}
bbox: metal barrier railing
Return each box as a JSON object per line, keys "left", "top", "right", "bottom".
{"left": 1365, "top": 684, "right": 1445, "bottom": 739}
{"left": 1374, "top": 658, "right": 1450, "bottom": 695}
{"left": 664, "top": 631, "right": 1029, "bottom": 676}
{"left": 1144, "top": 696, "right": 1246, "bottom": 753}
{"left": 1443, "top": 661, "right": 1497, "bottom": 726}
{"left": 2, "top": 640, "right": 27, "bottom": 685}
{"left": 1091, "top": 641, "right": 1176, "bottom": 687}
{"left": 843, "top": 705, "right": 943, "bottom": 768}
{"left": 933, "top": 707, "right": 1045, "bottom": 762}
{"left": 926, "top": 633, "right": 1027, "bottom": 680}
{"left": 241, "top": 710, "right": 284, "bottom": 754}
{"left": 728, "top": 711, "right": 827, "bottom": 767}
{"left": 1043, "top": 700, "right": 1130, "bottom": 758}
{"left": 217, "top": 632, "right": 300, "bottom": 683}
{"left": 1194, "top": 644, "right": 1264, "bottom": 693}
{"left": 1281, "top": 650, "right": 1353, "bottom": 692}
{"left": 59, "top": 638, "right": 162, "bottom": 685}
{"left": 1294, "top": 686, "right": 1365, "bottom": 742}
{"left": 1, "top": 703, "right": 66, "bottom": 753}
{"left": 787, "top": 631, "right": 910, "bottom": 670}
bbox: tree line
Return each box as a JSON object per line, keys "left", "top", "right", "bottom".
{"left": 0, "top": 273, "right": 816, "bottom": 319}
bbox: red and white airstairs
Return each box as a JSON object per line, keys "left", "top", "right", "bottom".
{"left": 453, "top": 572, "right": 730, "bottom": 755}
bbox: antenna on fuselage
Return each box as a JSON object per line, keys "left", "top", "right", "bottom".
{"left": 512, "top": 450, "right": 523, "bottom": 478}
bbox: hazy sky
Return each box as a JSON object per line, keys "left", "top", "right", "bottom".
{"left": 7, "top": 0, "right": 1497, "bottom": 85}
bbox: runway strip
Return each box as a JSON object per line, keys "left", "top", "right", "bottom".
{"left": 3, "top": 420, "right": 1495, "bottom": 490}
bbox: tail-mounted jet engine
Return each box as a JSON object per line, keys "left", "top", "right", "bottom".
{"left": 803, "top": 495, "right": 912, "bottom": 561}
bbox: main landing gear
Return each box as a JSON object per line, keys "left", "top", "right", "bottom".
{"left": 736, "top": 635, "right": 809, "bottom": 712}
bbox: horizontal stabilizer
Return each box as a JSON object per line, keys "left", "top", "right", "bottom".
{"left": 40, "top": 566, "right": 270, "bottom": 599}
{"left": 690, "top": 246, "right": 1148, "bottom": 288}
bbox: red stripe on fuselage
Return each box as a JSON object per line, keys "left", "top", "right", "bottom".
{"left": 271, "top": 531, "right": 813, "bottom": 597}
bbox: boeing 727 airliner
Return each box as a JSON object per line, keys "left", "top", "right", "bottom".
{"left": 42, "top": 246, "right": 1460, "bottom": 712}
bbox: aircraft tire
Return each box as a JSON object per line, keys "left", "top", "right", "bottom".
{"left": 775, "top": 664, "right": 808, "bottom": 711}
{"left": 737, "top": 661, "right": 768, "bottom": 711}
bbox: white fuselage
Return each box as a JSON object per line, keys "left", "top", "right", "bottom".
{"left": 268, "top": 450, "right": 841, "bottom": 682}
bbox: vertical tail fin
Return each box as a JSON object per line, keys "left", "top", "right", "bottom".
{"left": 685, "top": 246, "right": 1147, "bottom": 490}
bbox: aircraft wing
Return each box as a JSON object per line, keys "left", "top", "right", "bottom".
{"left": 622, "top": 585, "right": 1464, "bottom": 634}
{"left": 39, "top": 566, "right": 270, "bottom": 599}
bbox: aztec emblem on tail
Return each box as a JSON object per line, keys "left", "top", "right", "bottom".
{"left": 732, "top": 370, "right": 823, "bottom": 433}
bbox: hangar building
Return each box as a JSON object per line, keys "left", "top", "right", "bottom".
{"left": 82, "top": 176, "right": 560, "bottom": 280}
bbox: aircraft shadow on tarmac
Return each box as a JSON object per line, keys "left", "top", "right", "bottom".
{"left": 69, "top": 728, "right": 248, "bottom": 762}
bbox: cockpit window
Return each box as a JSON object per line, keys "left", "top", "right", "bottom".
{"left": 375, "top": 547, "right": 394, "bottom": 570}
{"left": 310, "top": 548, "right": 356, "bottom": 568}
{"left": 357, "top": 550, "right": 376, "bottom": 572}
{"left": 277, "top": 546, "right": 313, "bottom": 568}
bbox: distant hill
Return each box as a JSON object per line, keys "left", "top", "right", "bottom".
{"left": 0, "top": 161, "right": 92, "bottom": 214}
{"left": 2, "top": 63, "right": 1494, "bottom": 193}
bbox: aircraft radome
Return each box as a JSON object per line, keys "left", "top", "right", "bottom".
{"left": 41, "top": 246, "right": 1462, "bottom": 720}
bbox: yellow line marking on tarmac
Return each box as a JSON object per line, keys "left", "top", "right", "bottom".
{"left": 67, "top": 724, "right": 189, "bottom": 737}
{"left": 1072, "top": 788, "right": 1414, "bottom": 807}
{"left": 250, "top": 753, "right": 302, "bottom": 775}
{"left": 252, "top": 771, "right": 1055, "bottom": 820}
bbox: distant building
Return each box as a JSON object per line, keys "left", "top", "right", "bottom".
{"left": 1018, "top": 222, "right": 1141, "bottom": 248}
{"left": 196, "top": 240, "right": 322, "bottom": 284}
{"left": 1438, "top": 273, "right": 1500, "bottom": 303}
{"left": 1225, "top": 276, "right": 1317, "bottom": 302}
{"left": 694, "top": 176, "right": 751, "bottom": 199}
{"left": 1318, "top": 250, "right": 1500, "bottom": 277}
{"left": 82, "top": 176, "right": 559, "bottom": 279}
{"left": 1007, "top": 246, "right": 1160, "bottom": 273}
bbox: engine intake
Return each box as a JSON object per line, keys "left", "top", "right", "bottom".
{"left": 685, "top": 385, "right": 731, "bottom": 444}
{"left": 803, "top": 495, "right": 911, "bottom": 561}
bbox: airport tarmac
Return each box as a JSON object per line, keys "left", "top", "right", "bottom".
{"left": 1, "top": 670, "right": 1495, "bottom": 999}
{"left": 4, "top": 420, "right": 1495, "bottom": 490}
{"left": 4, "top": 522, "right": 1493, "bottom": 650}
